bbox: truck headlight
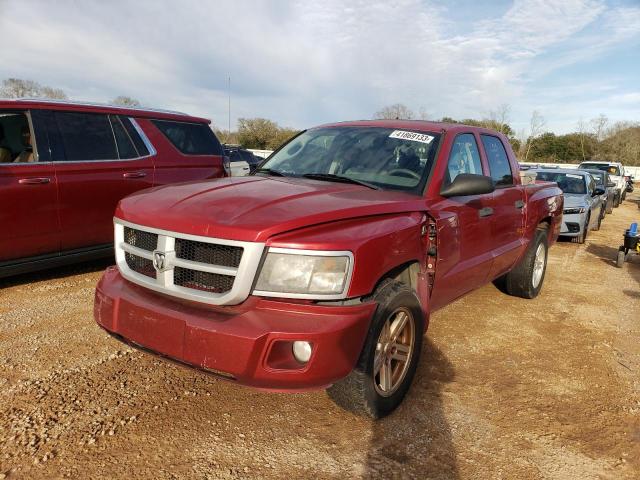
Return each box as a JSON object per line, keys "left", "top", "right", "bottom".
{"left": 563, "top": 207, "right": 586, "bottom": 214}
{"left": 254, "top": 248, "right": 353, "bottom": 298}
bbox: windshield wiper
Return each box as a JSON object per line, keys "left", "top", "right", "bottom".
{"left": 302, "top": 173, "right": 380, "bottom": 190}
{"left": 253, "top": 168, "right": 286, "bottom": 177}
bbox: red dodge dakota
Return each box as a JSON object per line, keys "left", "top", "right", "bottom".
{"left": 94, "top": 120, "right": 563, "bottom": 418}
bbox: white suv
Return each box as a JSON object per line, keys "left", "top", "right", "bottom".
{"left": 578, "top": 161, "right": 626, "bottom": 207}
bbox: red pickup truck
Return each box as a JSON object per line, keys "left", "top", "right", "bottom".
{"left": 95, "top": 120, "right": 563, "bottom": 418}
{"left": 0, "top": 99, "right": 226, "bottom": 277}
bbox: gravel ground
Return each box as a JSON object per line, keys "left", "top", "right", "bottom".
{"left": 1, "top": 194, "right": 639, "bottom": 480}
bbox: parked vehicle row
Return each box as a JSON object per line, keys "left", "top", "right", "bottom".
{"left": 534, "top": 169, "right": 604, "bottom": 243}
{"left": 577, "top": 161, "right": 628, "bottom": 206}
{"left": 0, "top": 99, "right": 227, "bottom": 278}
{"left": 521, "top": 160, "right": 633, "bottom": 244}
{"left": 222, "top": 144, "right": 263, "bottom": 176}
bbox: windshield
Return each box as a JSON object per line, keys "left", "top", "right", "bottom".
{"left": 257, "top": 126, "right": 441, "bottom": 194}
{"left": 580, "top": 163, "right": 620, "bottom": 176}
{"left": 536, "top": 171, "right": 586, "bottom": 194}
{"left": 588, "top": 171, "right": 604, "bottom": 185}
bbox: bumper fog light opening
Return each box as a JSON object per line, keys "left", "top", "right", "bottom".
{"left": 292, "top": 341, "right": 313, "bottom": 364}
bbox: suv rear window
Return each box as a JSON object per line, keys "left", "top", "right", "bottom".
{"left": 579, "top": 163, "right": 620, "bottom": 176}
{"left": 152, "top": 120, "right": 222, "bottom": 155}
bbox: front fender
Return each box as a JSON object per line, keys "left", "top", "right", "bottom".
{"left": 266, "top": 212, "right": 428, "bottom": 299}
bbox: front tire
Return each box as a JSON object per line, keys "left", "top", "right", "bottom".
{"left": 503, "top": 228, "right": 548, "bottom": 299}
{"left": 327, "top": 280, "right": 424, "bottom": 418}
{"left": 572, "top": 214, "right": 590, "bottom": 244}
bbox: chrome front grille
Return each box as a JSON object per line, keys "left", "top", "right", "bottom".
{"left": 174, "top": 267, "right": 235, "bottom": 293}
{"left": 175, "top": 238, "right": 243, "bottom": 268}
{"left": 115, "top": 220, "right": 265, "bottom": 306}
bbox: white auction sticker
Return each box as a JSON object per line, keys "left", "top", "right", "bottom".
{"left": 388, "top": 130, "right": 434, "bottom": 144}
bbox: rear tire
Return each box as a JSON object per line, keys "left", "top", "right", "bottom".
{"left": 327, "top": 280, "right": 424, "bottom": 418}
{"left": 504, "top": 228, "right": 548, "bottom": 299}
{"left": 593, "top": 209, "right": 603, "bottom": 231}
{"left": 606, "top": 198, "right": 613, "bottom": 214}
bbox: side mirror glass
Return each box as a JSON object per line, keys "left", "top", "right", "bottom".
{"left": 593, "top": 187, "right": 605, "bottom": 196}
{"left": 441, "top": 173, "right": 495, "bottom": 198}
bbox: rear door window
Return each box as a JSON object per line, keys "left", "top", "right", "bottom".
{"left": 54, "top": 112, "right": 117, "bottom": 161}
{"left": 152, "top": 120, "right": 222, "bottom": 155}
{"left": 121, "top": 116, "right": 150, "bottom": 156}
{"left": 109, "top": 115, "right": 138, "bottom": 159}
{"left": 481, "top": 135, "right": 513, "bottom": 187}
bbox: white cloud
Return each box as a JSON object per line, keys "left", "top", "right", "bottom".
{"left": 0, "top": 0, "right": 637, "bottom": 133}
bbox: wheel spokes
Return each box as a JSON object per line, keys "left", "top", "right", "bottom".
{"left": 380, "top": 361, "right": 392, "bottom": 392}
{"left": 391, "top": 342, "right": 410, "bottom": 362}
{"left": 389, "top": 311, "right": 408, "bottom": 342}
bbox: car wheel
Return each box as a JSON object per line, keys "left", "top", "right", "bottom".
{"left": 622, "top": 190, "right": 627, "bottom": 201}
{"left": 606, "top": 198, "right": 613, "bottom": 214}
{"left": 593, "top": 209, "right": 603, "bottom": 231}
{"left": 327, "top": 280, "right": 424, "bottom": 419}
{"left": 616, "top": 248, "right": 626, "bottom": 268}
{"left": 614, "top": 194, "right": 620, "bottom": 208}
{"left": 504, "top": 227, "right": 548, "bottom": 299}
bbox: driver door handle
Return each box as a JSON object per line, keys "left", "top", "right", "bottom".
{"left": 479, "top": 207, "right": 494, "bottom": 218}
{"left": 19, "top": 177, "right": 50, "bottom": 185}
{"left": 123, "top": 171, "right": 147, "bottom": 179}
{"left": 515, "top": 200, "right": 525, "bottom": 210}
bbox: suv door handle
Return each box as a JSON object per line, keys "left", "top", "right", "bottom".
{"left": 123, "top": 171, "right": 147, "bottom": 179}
{"left": 479, "top": 207, "right": 494, "bottom": 218}
{"left": 515, "top": 200, "right": 525, "bottom": 209}
{"left": 19, "top": 177, "right": 50, "bottom": 185}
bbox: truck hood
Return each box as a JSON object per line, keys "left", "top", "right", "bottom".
{"left": 116, "top": 176, "right": 426, "bottom": 242}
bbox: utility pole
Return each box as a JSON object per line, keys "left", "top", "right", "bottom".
{"left": 228, "top": 76, "right": 231, "bottom": 133}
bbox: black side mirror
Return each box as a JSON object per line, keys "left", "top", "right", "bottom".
{"left": 441, "top": 173, "right": 495, "bottom": 198}
{"left": 606, "top": 181, "right": 616, "bottom": 188}
{"left": 593, "top": 187, "right": 605, "bottom": 196}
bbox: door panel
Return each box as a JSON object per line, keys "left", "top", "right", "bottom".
{"left": 0, "top": 163, "right": 59, "bottom": 261}
{"left": 47, "top": 111, "right": 154, "bottom": 251}
{"left": 479, "top": 134, "right": 526, "bottom": 279}
{"left": 489, "top": 186, "right": 525, "bottom": 278}
{"left": 430, "top": 132, "right": 494, "bottom": 310}
{"left": 430, "top": 196, "right": 494, "bottom": 310}
{"left": 55, "top": 159, "right": 153, "bottom": 250}
{"left": 0, "top": 109, "right": 59, "bottom": 261}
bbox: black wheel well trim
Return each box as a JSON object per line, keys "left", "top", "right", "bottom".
{"left": 364, "top": 260, "right": 422, "bottom": 301}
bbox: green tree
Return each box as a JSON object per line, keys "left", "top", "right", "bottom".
{"left": 236, "top": 118, "right": 300, "bottom": 150}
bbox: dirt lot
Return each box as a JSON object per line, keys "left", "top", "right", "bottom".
{"left": 1, "top": 195, "right": 639, "bottom": 480}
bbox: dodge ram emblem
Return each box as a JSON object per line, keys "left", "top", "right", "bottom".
{"left": 153, "top": 251, "right": 167, "bottom": 272}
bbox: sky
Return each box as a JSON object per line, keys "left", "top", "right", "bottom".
{"left": 0, "top": 0, "right": 639, "bottom": 136}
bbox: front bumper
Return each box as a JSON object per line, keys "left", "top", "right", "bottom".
{"left": 94, "top": 267, "right": 376, "bottom": 391}
{"left": 559, "top": 212, "right": 585, "bottom": 237}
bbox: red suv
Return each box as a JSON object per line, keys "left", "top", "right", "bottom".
{"left": 0, "top": 99, "right": 226, "bottom": 277}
